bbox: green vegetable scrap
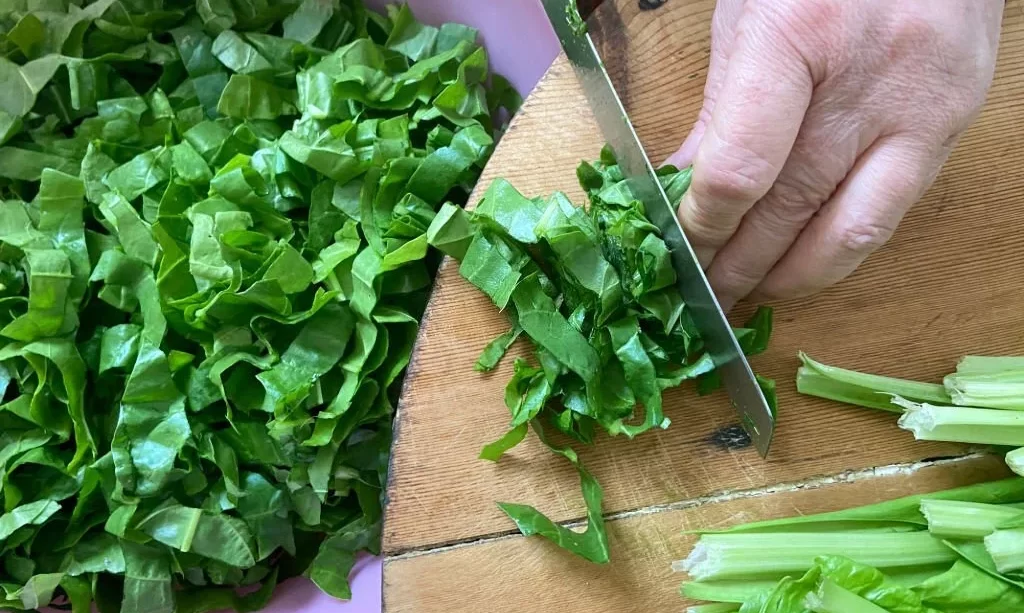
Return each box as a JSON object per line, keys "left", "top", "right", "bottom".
{"left": 428, "top": 145, "right": 776, "bottom": 563}
{"left": 676, "top": 478, "right": 1024, "bottom": 612}
{"left": 565, "top": 0, "right": 588, "bottom": 36}
{"left": 0, "top": 1, "right": 518, "bottom": 611}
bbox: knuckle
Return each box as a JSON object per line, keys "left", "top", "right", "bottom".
{"left": 694, "top": 141, "right": 777, "bottom": 207}
{"left": 763, "top": 0, "right": 841, "bottom": 36}
{"left": 695, "top": 105, "right": 714, "bottom": 133}
{"left": 749, "top": 164, "right": 838, "bottom": 231}
{"left": 953, "top": 82, "right": 992, "bottom": 128}
{"left": 698, "top": 164, "right": 764, "bottom": 205}
{"left": 679, "top": 202, "right": 735, "bottom": 249}
{"left": 711, "top": 260, "right": 764, "bottom": 297}
{"left": 888, "top": 12, "right": 943, "bottom": 49}
{"left": 754, "top": 0, "right": 842, "bottom": 63}
{"left": 836, "top": 219, "right": 896, "bottom": 255}
{"left": 772, "top": 163, "right": 839, "bottom": 208}
{"left": 756, "top": 193, "right": 820, "bottom": 230}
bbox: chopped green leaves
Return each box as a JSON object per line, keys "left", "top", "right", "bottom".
{"left": 0, "top": 1, "right": 517, "bottom": 610}
{"left": 431, "top": 149, "right": 776, "bottom": 563}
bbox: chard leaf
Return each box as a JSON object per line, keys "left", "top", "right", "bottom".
{"left": 475, "top": 325, "right": 521, "bottom": 372}
{"left": 0, "top": 500, "right": 61, "bottom": 541}
{"left": 814, "top": 555, "right": 932, "bottom": 613}
{"left": 497, "top": 423, "right": 609, "bottom": 564}
{"left": 111, "top": 343, "right": 191, "bottom": 498}
{"left": 512, "top": 274, "right": 599, "bottom": 381}
{"left": 915, "top": 559, "right": 1024, "bottom": 612}
{"left": 137, "top": 504, "right": 256, "bottom": 567}
{"left": 479, "top": 423, "right": 529, "bottom": 462}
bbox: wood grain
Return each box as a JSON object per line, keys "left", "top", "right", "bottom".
{"left": 384, "top": 455, "right": 1012, "bottom": 612}
{"left": 383, "top": 0, "right": 1024, "bottom": 607}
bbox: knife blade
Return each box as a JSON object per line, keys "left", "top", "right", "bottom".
{"left": 540, "top": 0, "right": 775, "bottom": 457}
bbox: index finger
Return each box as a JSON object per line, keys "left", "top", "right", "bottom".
{"left": 678, "top": 11, "right": 814, "bottom": 266}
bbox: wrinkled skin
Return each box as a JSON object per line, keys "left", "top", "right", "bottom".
{"left": 667, "top": 0, "right": 1004, "bottom": 311}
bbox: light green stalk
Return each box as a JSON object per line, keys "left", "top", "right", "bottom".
{"left": 894, "top": 397, "right": 1024, "bottom": 445}
{"left": 680, "top": 580, "right": 777, "bottom": 603}
{"left": 984, "top": 528, "right": 1024, "bottom": 573}
{"left": 944, "top": 373, "right": 1024, "bottom": 411}
{"left": 677, "top": 532, "right": 956, "bottom": 582}
{"left": 796, "top": 353, "right": 951, "bottom": 412}
{"left": 796, "top": 368, "right": 903, "bottom": 413}
{"left": 954, "top": 356, "right": 1024, "bottom": 376}
{"left": 941, "top": 355, "right": 1024, "bottom": 410}
{"left": 920, "top": 499, "right": 1024, "bottom": 539}
{"left": 685, "top": 604, "right": 741, "bottom": 613}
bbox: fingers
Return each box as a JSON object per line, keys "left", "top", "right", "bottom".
{"left": 750, "top": 136, "right": 951, "bottom": 302}
{"left": 703, "top": 109, "right": 875, "bottom": 311}
{"left": 664, "top": 0, "right": 745, "bottom": 170}
{"left": 675, "top": 10, "right": 814, "bottom": 266}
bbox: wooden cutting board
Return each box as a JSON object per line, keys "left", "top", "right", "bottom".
{"left": 382, "top": 1, "right": 1024, "bottom": 610}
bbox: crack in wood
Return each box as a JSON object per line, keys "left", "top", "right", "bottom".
{"left": 385, "top": 451, "right": 987, "bottom": 560}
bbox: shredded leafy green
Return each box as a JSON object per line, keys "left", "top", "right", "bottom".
{"left": 428, "top": 146, "right": 776, "bottom": 563}
{"left": 0, "top": 1, "right": 518, "bottom": 611}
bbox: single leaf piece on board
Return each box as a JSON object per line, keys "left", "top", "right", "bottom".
{"left": 497, "top": 423, "right": 609, "bottom": 564}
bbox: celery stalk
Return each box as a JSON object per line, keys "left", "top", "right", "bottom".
{"left": 797, "top": 352, "right": 951, "bottom": 409}
{"left": 1008, "top": 447, "right": 1024, "bottom": 477}
{"left": 894, "top": 397, "right": 1024, "bottom": 445}
{"left": 920, "top": 499, "right": 1024, "bottom": 539}
{"left": 676, "top": 532, "right": 956, "bottom": 582}
{"left": 804, "top": 578, "right": 890, "bottom": 613}
{"left": 984, "top": 528, "right": 1024, "bottom": 573}
{"left": 796, "top": 368, "right": 903, "bottom": 413}
{"left": 944, "top": 372, "right": 1024, "bottom": 411}
{"left": 954, "top": 355, "right": 1024, "bottom": 376}
{"left": 680, "top": 580, "right": 778, "bottom": 603}
{"left": 685, "top": 604, "right": 741, "bottom": 613}
{"left": 942, "top": 355, "right": 1024, "bottom": 410}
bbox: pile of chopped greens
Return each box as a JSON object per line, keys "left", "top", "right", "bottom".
{"left": 0, "top": 0, "right": 520, "bottom": 611}
{"left": 676, "top": 477, "right": 1024, "bottom": 612}
{"left": 798, "top": 353, "right": 1024, "bottom": 477}
{"left": 427, "top": 145, "right": 775, "bottom": 563}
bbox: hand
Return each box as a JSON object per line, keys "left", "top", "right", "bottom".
{"left": 667, "top": 0, "right": 1004, "bottom": 311}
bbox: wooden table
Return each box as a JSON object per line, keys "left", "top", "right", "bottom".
{"left": 382, "top": 1, "right": 1024, "bottom": 610}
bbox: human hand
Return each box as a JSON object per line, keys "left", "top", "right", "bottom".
{"left": 667, "top": 0, "right": 1004, "bottom": 311}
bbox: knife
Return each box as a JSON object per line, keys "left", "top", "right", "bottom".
{"left": 540, "top": 0, "right": 775, "bottom": 457}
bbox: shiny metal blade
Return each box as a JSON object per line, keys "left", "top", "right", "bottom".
{"left": 541, "top": 0, "right": 775, "bottom": 456}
